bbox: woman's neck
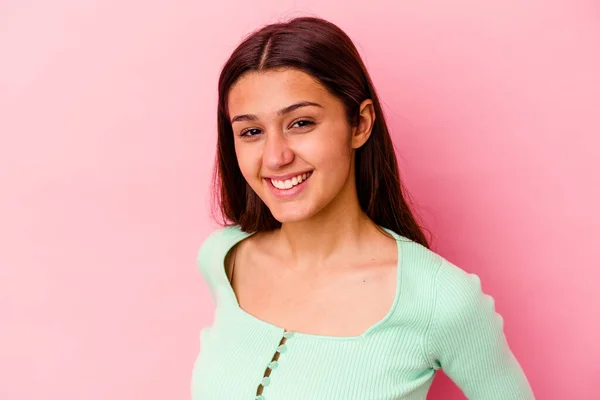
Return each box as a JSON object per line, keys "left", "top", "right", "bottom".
{"left": 276, "top": 193, "right": 377, "bottom": 270}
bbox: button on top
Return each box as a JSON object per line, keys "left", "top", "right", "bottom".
{"left": 283, "top": 331, "right": 294, "bottom": 339}
{"left": 255, "top": 396, "right": 265, "bottom": 400}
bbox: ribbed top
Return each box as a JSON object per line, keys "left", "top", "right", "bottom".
{"left": 191, "top": 226, "right": 534, "bottom": 399}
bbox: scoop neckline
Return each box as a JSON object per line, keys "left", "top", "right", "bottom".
{"left": 217, "top": 225, "right": 405, "bottom": 341}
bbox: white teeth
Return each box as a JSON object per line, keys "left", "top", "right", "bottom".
{"left": 270, "top": 172, "right": 311, "bottom": 190}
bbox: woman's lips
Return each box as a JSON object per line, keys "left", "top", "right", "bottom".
{"left": 265, "top": 172, "right": 312, "bottom": 199}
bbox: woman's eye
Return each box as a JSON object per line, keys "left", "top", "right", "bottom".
{"left": 291, "top": 119, "right": 315, "bottom": 129}
{"left": 240, "top": 128, "right": 262, "bottom": 137}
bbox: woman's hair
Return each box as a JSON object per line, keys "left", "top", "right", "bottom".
{"left": 213, "top": 16, "right": 430, "bottom": 248}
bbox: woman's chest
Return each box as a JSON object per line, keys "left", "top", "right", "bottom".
{"left": 191, "top": 310, "right": 434, "bottom": 400}
{"left": 232, "top": 261, "right": 398, "bottom": 337}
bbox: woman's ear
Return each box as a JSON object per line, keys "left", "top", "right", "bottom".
{"left": 351, "top": 99, "right": 376, "bottom": 149}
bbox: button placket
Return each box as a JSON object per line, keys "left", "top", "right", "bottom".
{"left": 255, "top": 330, "right": 294, "bottom": 399}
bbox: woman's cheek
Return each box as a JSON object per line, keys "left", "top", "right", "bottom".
{"left": 235, "top": 152, "right": 260, "bottom": 189}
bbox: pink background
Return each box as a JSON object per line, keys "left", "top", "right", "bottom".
{"left": 1, "top": 1, "right": 598, "bottom": 399}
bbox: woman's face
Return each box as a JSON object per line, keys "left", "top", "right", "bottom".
{"left": 227, "top": 68, "right": 373, "bottom": 224}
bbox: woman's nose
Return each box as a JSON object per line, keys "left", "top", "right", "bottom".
{"left": 262, "top": 131, "right": 294, "bottom": 169}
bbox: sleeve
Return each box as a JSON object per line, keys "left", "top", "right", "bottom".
{"left": 426, "top": 259, "right": 535, "bottom": 399}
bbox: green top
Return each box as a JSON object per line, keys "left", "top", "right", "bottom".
{"left": 191, "top": 225, "right": 534, "bottom": 399}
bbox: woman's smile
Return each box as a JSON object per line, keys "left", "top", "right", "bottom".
{"left": 265, "top": 171, "right": 313, "bottom": 199}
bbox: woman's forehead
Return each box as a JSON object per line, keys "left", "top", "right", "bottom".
{"left": 227, "top": 69, "right": 332, "bottom": 116}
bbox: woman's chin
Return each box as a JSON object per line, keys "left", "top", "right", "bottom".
{"left": 269, "top": 205, "right": 316, "bottom": 225}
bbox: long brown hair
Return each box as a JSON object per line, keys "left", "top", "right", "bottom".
{"left": 212, "top": 16, "right": 429, "bottom": 248}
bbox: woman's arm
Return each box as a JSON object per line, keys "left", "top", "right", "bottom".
{"left": 426, "top": 259, "right": 535, "bottom": 399}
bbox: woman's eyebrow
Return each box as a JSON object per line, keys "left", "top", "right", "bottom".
{"left": 230, "top": 101, "right": 323, "bottom": 124}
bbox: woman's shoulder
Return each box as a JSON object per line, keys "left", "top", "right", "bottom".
{"left": 395, "top": 234, "right": 493, "bottom": 316}
{"left": 196, "top": 224, "right": 250, "bottom": 276}
{"left": 393, "top": 232, "right": 481, "bottom": 286}
{"left": 198, "top": 224, "right": 246, "bottom": 249}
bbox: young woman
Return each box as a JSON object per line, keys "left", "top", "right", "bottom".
{"left": 191, "top": 16, "right": 534, "bottom": 400}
